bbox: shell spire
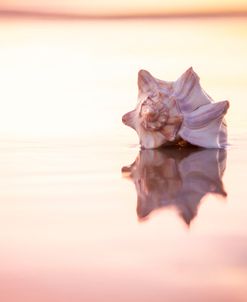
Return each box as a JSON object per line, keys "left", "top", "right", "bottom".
{"left": 122, "top": 67, "right": 229, "bottom": 149}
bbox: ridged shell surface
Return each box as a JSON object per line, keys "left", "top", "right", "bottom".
{"left": 122, "top": 67, "right": 229, "bottom": 149}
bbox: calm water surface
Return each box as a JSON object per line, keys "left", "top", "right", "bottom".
{"left": 0, "top": 17, "right": 246, "bottom": 302}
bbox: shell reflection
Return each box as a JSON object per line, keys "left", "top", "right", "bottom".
{"left": 122, "top": 148, "right": 227, "bottom": 226}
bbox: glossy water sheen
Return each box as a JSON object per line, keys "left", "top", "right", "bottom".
{"left": 0, "top": 17, "right": 247, "bottom": 302}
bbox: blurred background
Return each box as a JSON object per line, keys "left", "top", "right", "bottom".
{"left": 0, "top": 1, "right": 247, "bottom": 302}
{"left": 1, "top": 0, "right": 247, "bottom": 16}
{"left": 0, "top": 0, "right": 247, "bottom": 139}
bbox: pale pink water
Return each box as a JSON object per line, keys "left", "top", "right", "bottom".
{"left": 0, "top": 17, "right": 246, "bottom": 302}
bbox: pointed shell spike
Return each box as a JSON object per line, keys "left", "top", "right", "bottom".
{"left": 122, "top": 68, "right": 230, "bottom": 149}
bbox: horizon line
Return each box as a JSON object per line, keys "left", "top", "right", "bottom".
{"left": 1, "top": 8, "right": 247, "bottom": 20}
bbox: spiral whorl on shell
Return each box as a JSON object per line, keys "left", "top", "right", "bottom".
{"left": 122, "top": 67, "right": 229, "bottom": 149}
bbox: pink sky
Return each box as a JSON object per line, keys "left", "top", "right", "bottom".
{"left": 1, "top": 0, "right": 247, "bottom": 15}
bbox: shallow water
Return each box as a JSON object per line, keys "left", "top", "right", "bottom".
{"left": 0, "top": 17, "right": 247, "bottom": 302}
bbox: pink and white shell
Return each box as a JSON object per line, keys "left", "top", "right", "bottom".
{"left": 122, "top": 67, "right": 229, "bottom": 149}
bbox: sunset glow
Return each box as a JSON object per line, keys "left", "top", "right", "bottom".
{"left": 1, "top": 0, "right": 247, "bottom": 15}
{"left": 0, "top": 0, "right": 247, "bottom": 301}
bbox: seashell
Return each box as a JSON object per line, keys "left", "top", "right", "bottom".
{"left": 122, "top": 148, "right": 227, "bottom": 225}
{"left": 122, "top": 67, "right": 230, "bottom": 149}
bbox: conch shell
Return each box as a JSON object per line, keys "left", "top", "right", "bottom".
{"left": 122, "top": 148, "right": 227, "bottom": 225}
{"left": 122, "top": 67, "right": 229, "bottom": 149}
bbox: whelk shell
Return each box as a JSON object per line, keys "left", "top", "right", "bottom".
{"left": 122, "top": 67, "right": 230, "bottom": 149}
